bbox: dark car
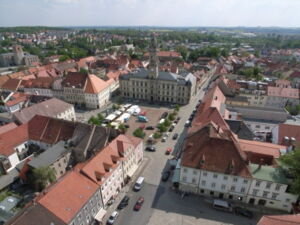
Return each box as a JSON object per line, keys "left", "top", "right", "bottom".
{"left": 124, "top": 124, "right": 130, "bottom": 128}
{"left": 145, "top": 146, "right": 156, "bottom": 152}
{"left": 172, "top": 133, "right": 178, "bottom": 140}
{"left": 161, "top": 171, "right": 171, "bottom": 181}
{"left": 134, "top": 197, "right": 144, "bottom": 211}
{"left": 168, "top": 126, "right": 174, "bottom": 132}
{"left": 234, "top": 207, "right": 253, "bottom": 219}
{"left": 176, "top": 116, "right": 181, "bottom": 121}
{"left": 161, "top": 112, "right": 168, "bottom": 119}
{"left": 117, "top": 196, "right": 130, "bottom": 210}
{"left": 145, "top": 126, "right": 155, "bottom": 130}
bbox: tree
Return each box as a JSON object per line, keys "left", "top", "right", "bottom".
{"left": 157, "top": 123, "right": 167, "bottom": 133}
{"left": 112, "top": 104, "right": 120, "bottom": 111}
{"left": 174, "top": 104, "right": 180, "bottom": 112}
{"left": 59, "top": 55, "right": 70, "bottom": 62}
{"left": 88, "top": 116, "right": 101, "bottom": 125}
{"left": 32, "top": 166, "right": 56, "bottom": 191}
{"left": 118, "top": 124, "right": 127, "bottom": 133}
{"left": 79, "top": 67, "right": 88, "bottom": 74}
{"left": 168, "top": 113, "right": 175, "bottom": 121}
{"left": 175, "top": 45, "right": 188, "bottom": 61}
{"left": 163, "top": 119, "right": 171, "bottom": 127}
{"left": 133, "top": 128, "right": 145, "bottom": 138}
{"left": 97, "top": 113, "right": 104, "bottom": 122}
{"left": 153, "top": 132, "right": 162, "bottom": 139}
{"left": 280, "top": 147, "right": 300, "bottom": 195}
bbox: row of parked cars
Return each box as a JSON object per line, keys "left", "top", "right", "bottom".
{"left": 107, "top": 177, "right": 146, "bottom": 224}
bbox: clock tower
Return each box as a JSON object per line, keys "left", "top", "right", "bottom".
{"left": 148, "top": 33, "right": 159, "bottom": 79}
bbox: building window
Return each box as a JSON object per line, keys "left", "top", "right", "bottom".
{"left": 241, "top": 187, "right": 245, "bottom": 193}
{"left": 183, "top": 168, "right": 188, "bottom": 173}
{"left": 211, "top": 183, "right": 216, "bottom": 188}
{"left": 263, "top": 191, "right": 269, "bottom": 198}
{"left": 243, "top": 179, "right": 248, "bottom": 184}
{"left": 201, "top": 180, "right": 206, "bottom": 186}
{"left": 252, "top": 189, "right": 259, "bottom": 196}
{"left": 192, "top": 178, "right": 196, "bottom": 184}
{"left": 271, "top": 193, "right": 279, "bottom": 199}
{"left": 255, "top": 125, "right": 260, "bottom": 128}
{"left": 275, "top": 184, "right": 281, "bottom": 191}
{"left": 200, "top": 189, "right": 204, "bottom": 193}
{"left": 223, "top": 176, "right": 228, "bottom": 180}
{"left": 221, "top": 184, "right": 226, "bottom": 190}
{"left": 230, "top": 186, "right": 236, "bottom": 191}
{"left": 255, "top": 181, "right": 261, "bottom": 187}
{"left": 193, "top": 170, "right": 197, "bottom": 175}
{"left": 182, "top": 176, "right": 187, "bottom": 182}
{"left": 213, "top": 174, "right": 218, "bottom": 178}
{"left": 210, "top": 191, "right": 214, "bottom": 196}
{"left": 233, "top": 178, "right": 238, "bottom": 182}
{"left": 203, "top": 172, "right": 207, "bottom": 176}
{"left": 266, "top": 182, "right": 271, "bottom": 189}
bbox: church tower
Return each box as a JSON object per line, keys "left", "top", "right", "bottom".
{"left": 13, "top": 45, "right": 24, "bottom": 65}
{"left": 148, "top": 33, "right": 159, "bottom": 79}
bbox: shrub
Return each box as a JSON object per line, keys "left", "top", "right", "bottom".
{"left": 133, "top": 128, "right": 145, "bottom": 138}
{"left": 153, "top": 132, "right": 162, "bottom": 139}
{"left": 157, "top": 123, "right": 167, "bottom": 133}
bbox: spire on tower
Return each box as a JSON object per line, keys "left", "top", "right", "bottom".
{"left": 148, "top": 33, "right": 159, "bottom": 79}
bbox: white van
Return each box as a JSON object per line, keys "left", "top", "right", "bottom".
{"left": 134, "top": 177, "right": 145, "bottom": 191}
{"left": 212, "top": 199, "right": 233, "bottom": 212}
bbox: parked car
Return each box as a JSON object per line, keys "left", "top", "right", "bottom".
{"left": 145, "top": 126, "right": 155, "bottom": 130}
{"left": 139, "top": 124, "right": 146, "bottom": 129}
{"left": 161, "top": 171, "right": 171, "bottom": 181}
{"left": 117, "top": 196, "right": 130, "bottom": 210}
{"left": 145, "top": 146, "right": 156, "bottom": 152}
{"left": 176, "top": 116, "right": 181, "bottom": 121}
{"left": 124, "top": 124, "right": 130, "bottom": 128}
{"left": 162, "top": 137, "right": 167, "bottom": 142}
{"left": 172, "top": 133, "right": 178, "bottom": 140}
{"left": 168, "top": 126, "right": 174, "bottom": 132}
{"left": 185, "top": 120, "right": 191, "bottom": 127}
{"left": 164, "top": 132, "right": 170, "bottom": 137}
{"left": 134, "top": 197, "right": 144, "bottom": 211}
{"left": 161, "top": 112, "right": 168, "bottom": 119}
{"left": 165, "top": 148, "right": 172, "bottom": 155}
{"left": 107, "top": 211, "right": 119, "bottom": 225}
{"left": 234, "top": 207, "right": 253, "bottom": 219}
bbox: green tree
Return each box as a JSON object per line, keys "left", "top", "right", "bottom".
{"left": 153, "top": 132, "right": 162, "bottom": 139}
{"left": 97, "top": 113, "right": 104, "bottom": 122}
{"left": 175, "top": 45, "right": 188, "bottom": 61}
{"left": 32, "top": 167, "right": 56, "bottom": 191}
{"left": 88, "top": 116, "right": 100, "bottom": 125}
{"left": 118, "top": 123, "right": 127, "bottom": 133}
{"left": 133, "top": 128, "right": 145, "bottom": 138}
{"left": 163, "top": 119, "right": 171, "bottom": 127}
{"left": 157, "top": 123, "right": 167, "bottom": 133}
{"left": 174, "top": 104, "right": 180, "bottom": 112}
{"left": 168, "top": 113, "right": 175, "bottom": 121}
{"left": 112, "top": 104, "right": 120, "bottom": 110}
{"left": 280, "top": 147, "right": 300, "bottom": 195}
{"left": 59, "top": 55, "right": 70, "bottom": 62}
{"left": 79, "top": 67, "right": 88, "bottom": 74}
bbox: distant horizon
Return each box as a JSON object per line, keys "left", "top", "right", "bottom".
{"left": 1, "top": 25, "right": 300, "bottom": 29}
{"left": 1, "top": 0, "right": 300, "bottom": 27}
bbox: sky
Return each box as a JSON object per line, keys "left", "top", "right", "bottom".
{"left": 0, "top": 0, "right": 300, "bottom": 27}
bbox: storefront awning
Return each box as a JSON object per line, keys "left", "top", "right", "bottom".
{"left": 94, "top": 208, "right": 107, "bottom": 222}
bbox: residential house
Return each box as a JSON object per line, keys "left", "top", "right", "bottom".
{"left": 12, "top": 97, "right": 75, "bottom": 124}
{"left": 266, "top": 80, "right": 299, "bottom": 108}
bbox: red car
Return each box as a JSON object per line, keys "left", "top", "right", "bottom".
{"left": 139, "top": 124, "right": 146, "bottom": 129}
{"left": 134, "top": 197, "right": 144, "bottom": 211}
{"left": 139, "top": 111, "right": 147, "bottom": 116}
{"left": 165, "top": 148, "right": 172, "bottom": 155}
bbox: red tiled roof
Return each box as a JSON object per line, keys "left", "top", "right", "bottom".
{"left": 239, "top": 139, "right": 285, "bottom": 159}
{"left": 84, "top": 74, "right": 109, "bottom": 94}
{"left": 38, "top": 171, "right": 98, "bottom": 224}
{"left": 289, "top": 71, "right": 300, "bottom": 79}
{"left": 144, "top": 51, "right": 181, "bottom": 58}
{"left": 181, "top": 122, "right": 252, "bottom": 178}
{"left": 278, "top": 123, "right": 300, "bottom": 146}
{"left": 0, "top": 122, "right": 17, "bottom": 135}
{"left": 62, "top": 72, "right": 87, "bottom": 89}
{"left": 0, "top": 123, "right": 29, "bottom": 156}
{"left": 1, "top": 78, "right": 22, "bottom": 91}
{"left": 267, "top": 86, "right": 299, "bottom": 99}
{"left": 257, "top": 214, "right": 300, "bottom": 225}
{"left": 21, "top": 77, "right": 55, "bottom": 89}
{"left": 5, "top": 92, "right": 29, "bottom": 107}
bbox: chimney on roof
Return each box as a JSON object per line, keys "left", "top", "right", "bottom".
{"left": 117, "top": 140, "right": 124, "bottom": 154}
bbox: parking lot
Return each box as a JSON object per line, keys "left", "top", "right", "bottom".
{"left": 125, "top": 105, "right": 175, "bottom": 143}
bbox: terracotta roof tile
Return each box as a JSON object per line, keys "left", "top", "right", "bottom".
{"left": 38, "top": 171, "right": 98, "bottom": 224}
{"left": 257, "top": 214, "right": 300, "bottom": 225}
{"left": 84, "top": 74, "right": 109, "bottom": 94}
{"left": 1, "top": 78, "right": 22, "bottom": 91}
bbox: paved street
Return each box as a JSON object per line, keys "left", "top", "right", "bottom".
{"left": 102, "top": 78, "right": 215, "bottom": 225}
